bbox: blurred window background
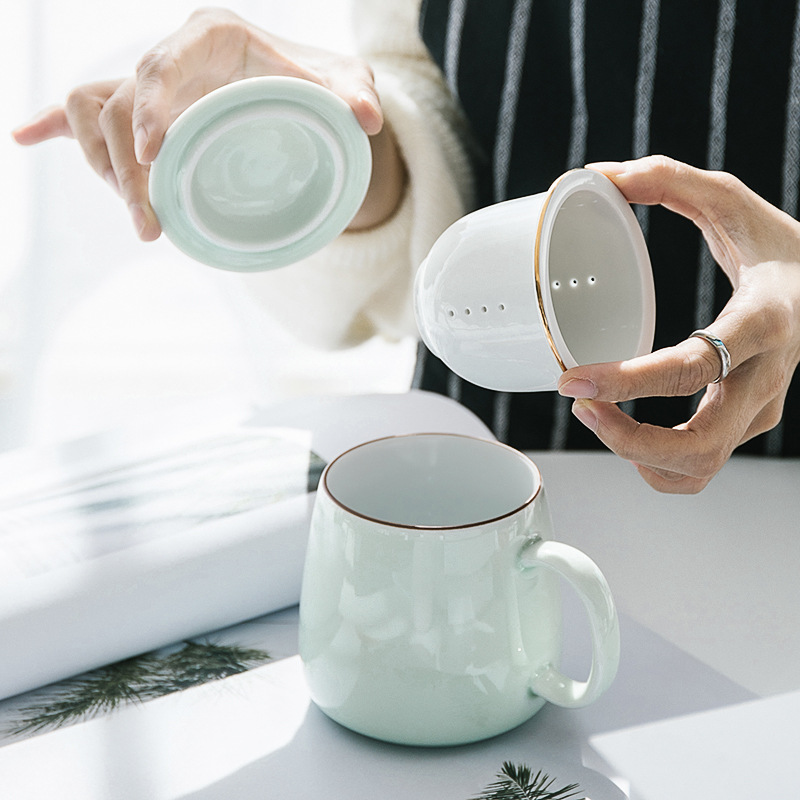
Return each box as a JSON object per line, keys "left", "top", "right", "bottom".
{"left": 0, "top": 0, "right": 416, "bottom": 452}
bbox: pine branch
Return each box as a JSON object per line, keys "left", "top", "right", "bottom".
{"left": 150, "top": 640, "right": 272, "bottom": 695}
{"left": 470, "top": 762, "right": 584, "bottom": 800}
{"left": 7, "top": 654, "right": 163, "bottom": 736}
{"left": 6, "top": 640, "right": 271, "bottom": 737}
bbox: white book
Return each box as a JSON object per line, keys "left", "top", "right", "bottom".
{"left": 0, "top": 391, "right": 492, "bottom": 700}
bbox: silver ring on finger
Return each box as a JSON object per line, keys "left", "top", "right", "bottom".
{"left": 690, "top": 329, "right": 732, "bottom": 383}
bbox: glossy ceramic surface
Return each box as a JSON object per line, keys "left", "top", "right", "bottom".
{"left": 149, "top": 76, "right": 371, "bottom": 271}
{"left": 414, "top": 169, "right": 655, "bottom": 391}
{"left": 299, "top": 434, "right": 620, "bottom": 746}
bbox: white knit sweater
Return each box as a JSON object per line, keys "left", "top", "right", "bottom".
{"left": 237, "top": 0, "right": 474, "bottom": 349}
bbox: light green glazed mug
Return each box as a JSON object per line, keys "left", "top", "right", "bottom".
{"left": 298, "top": 433, "right": 620, "bottom": 747}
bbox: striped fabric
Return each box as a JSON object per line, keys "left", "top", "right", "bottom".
{"left": 418, "top": 0, "right": 800, "bottom": 456}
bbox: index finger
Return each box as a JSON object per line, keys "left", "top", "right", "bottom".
{"left": 584, "top": 155, "right": 740, "bottom": 224}
{"left": 12, "top": 105, "right": 73, "bottom": 145}
{"left": 558, "top": 338, "right": 721, "bottom": 402}
{"left": 557, "top": 298, "right": 773, "bottom": 403}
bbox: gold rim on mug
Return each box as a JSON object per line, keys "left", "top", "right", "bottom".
{"left": 321, "top": 432, "right": 543, "bottom": 531}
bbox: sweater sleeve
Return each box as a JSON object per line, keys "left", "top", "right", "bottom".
{"left": 236, "top": 0, "right": 474, "bottom": 350}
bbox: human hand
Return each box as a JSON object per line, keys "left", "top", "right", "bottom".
{"left": 557, "top": 155, "right": 800, "bottom": 493}
{"left": 11, "top": 8, "right": 400, "bottom": 240}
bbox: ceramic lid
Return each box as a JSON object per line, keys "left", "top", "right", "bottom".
{"left": 149, "top": 76, "right": 372, "bottom": 272}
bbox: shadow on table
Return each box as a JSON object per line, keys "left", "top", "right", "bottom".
{"left": 177, "top": 615, "right": 753, "bottom": 800}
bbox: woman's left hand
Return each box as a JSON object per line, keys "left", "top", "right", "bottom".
{"left": 557, "top": 155, "right": 800, "bottom": 494}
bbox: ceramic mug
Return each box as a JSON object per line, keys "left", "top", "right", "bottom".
{"left": 149, "top": 76, "right": 371, "bottom": 272}
{"left": 298, "top": 433, "right": 620, "bottom": 747}
{"left": 414, "top": 169, "right": 656, "bottom": 391}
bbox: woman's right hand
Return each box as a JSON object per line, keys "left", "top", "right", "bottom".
{"left": 12, "top": 8, "right": 399, "bottom": 240}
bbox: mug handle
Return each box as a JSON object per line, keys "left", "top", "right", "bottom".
{"left": 517, "top": 537, "right": 620, "bottom": 708}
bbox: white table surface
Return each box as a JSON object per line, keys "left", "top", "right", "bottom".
{"left": 1, "top": 442, "right": 797, "bottom": 799}
{"left": 530, "top": 451, "right": 800, "bottom": 698}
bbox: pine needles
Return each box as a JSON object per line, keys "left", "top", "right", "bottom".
{"left": 471, "top": 762, "right": 584, "bottom": 800}
{"left": 6, "top": 640, "right": 271, "bottom": 738}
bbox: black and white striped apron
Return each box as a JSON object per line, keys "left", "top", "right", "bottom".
{"left": 417, "top": 0, "right": 800, "bottom": 456}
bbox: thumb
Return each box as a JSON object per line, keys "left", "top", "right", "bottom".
{"left": 326, "top": 67, "right": 384, "bottom": 136}
{"left": 350, "top": 88, "right": 384, "bottom": 136}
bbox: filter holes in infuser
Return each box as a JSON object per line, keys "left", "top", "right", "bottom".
{"left": 552, "top": 280, "right": 561, "bottom": 290}
{"left": 588, "top": 276, "right": 597, "bottom": 285}
{"left": 569, "top": 278, "right": 579, "bottom": 288}
{"left": 481, "top": 305, "right": 488, "bottom": 313}
{"left": 498, "top": 303, "right": 506, "bottom": 311}
{"left": 547, "top": 188, "right": 644, "bottom": 365}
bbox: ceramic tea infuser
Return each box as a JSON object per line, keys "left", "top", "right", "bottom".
{"left": 414, "top": 169, "right": 656, "bottom": 391}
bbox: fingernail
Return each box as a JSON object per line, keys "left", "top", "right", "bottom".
{"left": 357, "top": 90, "right": 383, "bottom": 131}
{"left": 572, "top": 399, "right": 598, "bottom": 432}
{"left": 584, "top": 161, "right": 626, "bottom": 177}
{"left": 358, "top": 89, "right": 380, "bottom": 113}
{"left": 558, "top": 378, "right": 597, "bottom": 399}
{"left": 134, "top": 127, "right": 149, "bottom": 165}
